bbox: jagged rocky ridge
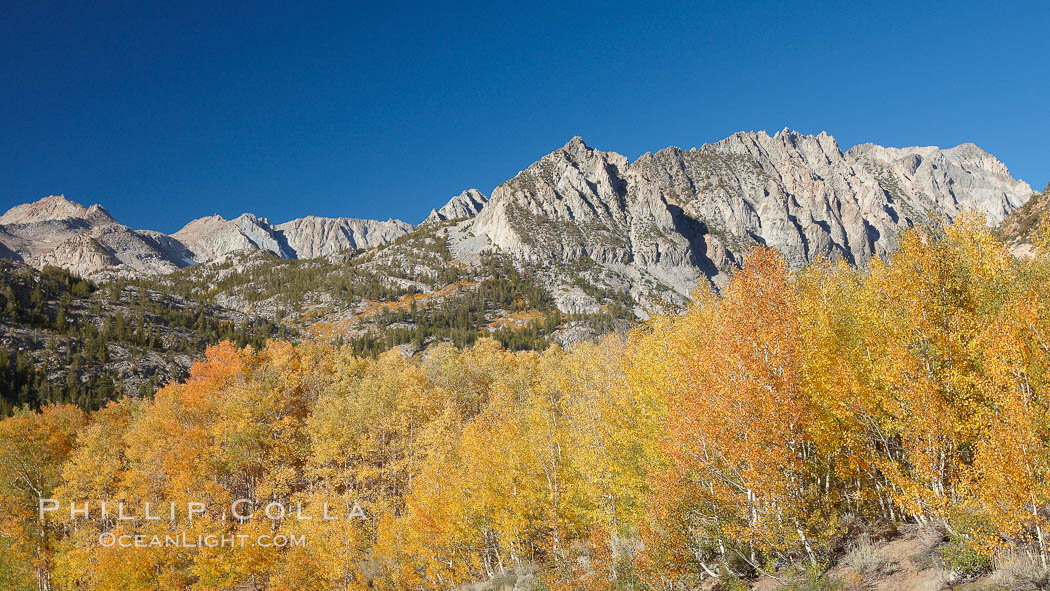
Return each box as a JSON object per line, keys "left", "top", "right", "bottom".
{"left": 464, "top": 130, "right": 1032, "bottom": 314}
{"left": 0, "top": 196, "right": 412, "bottom": 279}
{"left": 0, "top": 130, "right": 1034, "bottom": 321}
{"left": 172, "top": 212, "right": 412, "bottom": 261}
{"left": 0, "top": 197, "right": 190, "bottom": 277}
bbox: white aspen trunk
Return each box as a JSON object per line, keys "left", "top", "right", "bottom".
{"left": 796, "top": 522, "right": 817, "bottom": 566}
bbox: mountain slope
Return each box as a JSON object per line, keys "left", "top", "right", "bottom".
{"left": 161, "top": 131, "right": 1032, "bottom": 354}
{"left": 0, "top": 130, "right": 1038, "bottom": 392}
{"left": 849, "top": 141, "right": 1031, "bottom": 224}
{"left": 998, "top": 183, "right": 1050, "bottom": 256}
{"left": 459, "top": 131, "right": 1033, "bottom": 316}
{"left": 0, "top": 130, "right": 1033, "bottom": 330}
{"left": 0, "top": 196, "right": 189, "bottom": 278}
{"left": 467, "top": 137, "right": 703, "bottom": 314}
{"left": 0, "top": 259, "right": 286, "bottom": 411}
{"left": 0, "top": 194, "right": 94, "bottom": 224}
{"left": 133, "top": 221, "right": 631, "bottom": 355}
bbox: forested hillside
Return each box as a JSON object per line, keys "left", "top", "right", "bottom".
{"left": 3, "top": 215, "right": 1050, "bottom": 590}
{"left": 0, "top": 260, "right": 286, "bottom": 413}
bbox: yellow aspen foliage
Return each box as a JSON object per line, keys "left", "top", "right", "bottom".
{"left": 0, "top": 404, "right": 85, "bottom": 590}
{"left": 963, "top": 268, "right": 1050, "bottom": 562}
{"left": 640, "top": 247, "right": 833, "bottom": 578}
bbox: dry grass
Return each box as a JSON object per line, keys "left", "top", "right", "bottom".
{"left": 990, "top": 552, "right": 1050, "bottom": 591}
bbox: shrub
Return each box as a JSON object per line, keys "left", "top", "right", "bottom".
{"left": 937, "top": 537, "right": 992, "bottom": 580}
{"left": 843, "top": 537, "right": 897, "bottom": 579}
{"left": 775, "top": 566, "right": 845, "bottom": 591}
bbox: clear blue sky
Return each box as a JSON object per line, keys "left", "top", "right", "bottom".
{"left": 2, "top": 1, "right": 1047, "bottom": 232}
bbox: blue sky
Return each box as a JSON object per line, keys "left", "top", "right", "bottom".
{"left": 1, "top": 1, "right": 1047, "bottom": 232}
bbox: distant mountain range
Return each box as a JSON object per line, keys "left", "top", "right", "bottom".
{"left": 0, "top": 129, "right": 1035, "bottom": 318}
{"left": 0, "top": 196, "right": 413, "bottom": 277}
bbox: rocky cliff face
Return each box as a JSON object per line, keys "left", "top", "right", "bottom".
{"left": 424, "top": 189, "right": 489, "bottom": 224}
{"left": 0, "top": 194, "right": 93, "bottom": 224}
{"left": 275, "top": 216, "right": 412, "bottom": 258}
{"left": 463, "top": 131, "right": 1033, "bottom": 315}
{"left": 171, "top": 212, "right": 412, "bottom": 261}
{"left": 848, "top": 142, "right": 1031, "bottom": 225}
{"left": 467, "top": 137, "right": 706, "bottom": 311}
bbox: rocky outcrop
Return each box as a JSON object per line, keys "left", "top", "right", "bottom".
{"left": 468, "top": 137, "right": 706, "bottom": 312}
{"left": 998, "top": 185, "right": 1050, "bottom": 256}
{"left": 173, "top": 213, "right": 295, "bottom": 261}
{"left": 463, "top": 131, "right": 1033, "bottom": 315}
{"left": 0, "top": 194, "right": 90, "bottom": 224}
{"left": 848, "top": 142, "right": 1032, "bottom": 224}
{"left": 0, "top": 196, "right": 186, "bottom": 278}
{"left": 37, "top": 235, "right": 120, "bottom": 276}
{"left": 136, "top": 230, "right": 198, "bottom": 265}
{"left": 276, "top": 216, "right": 412, "bottom": 258}
{"left": 423, "top": 189, "right": 488, "bottom": 223}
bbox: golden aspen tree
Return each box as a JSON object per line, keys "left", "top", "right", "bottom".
{"left": 965, "top": 262, "right": 1050, "bottom": 562}
{"left": 0, "top": 404, "right": 85, "bottom": 591}
{"left": 303, "top": 347, "right": 444, "bottom": 590}
{"left": 643, "top": 247, "right": 828, "bottom": 578}
{"left": 851, "top": 217, "right": 1010, "bottom": 525}
{"left": 795, "top": 260, "right": 891, "bottom": 524}
{"left": 51, "top": 398, "right": 142, "bottom": 590}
